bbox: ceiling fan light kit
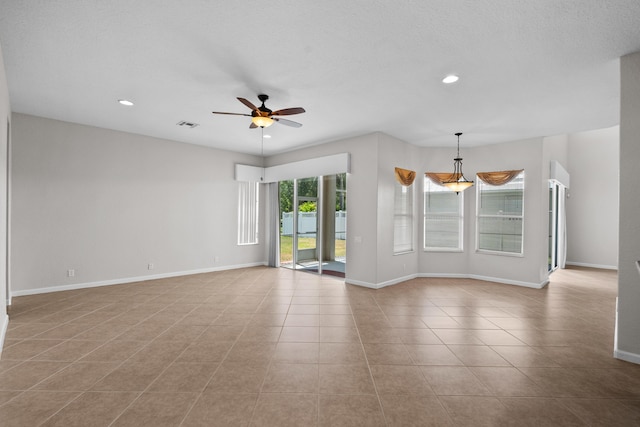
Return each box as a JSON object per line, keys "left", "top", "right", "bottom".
{"left": 442, "top": 132, "right": 474, "bottom": 194}
{"left": 251, "top": 116, "right": 274, "bottom": 128}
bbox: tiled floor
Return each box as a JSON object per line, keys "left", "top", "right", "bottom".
{"left": 1, "top": 266, "right": 640, "bottom": 426}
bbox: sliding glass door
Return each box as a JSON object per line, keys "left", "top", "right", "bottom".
{"left": 321, "top": 174, "right": 347, "bottom": 277}
{"left": 279, "top": 174, "right": 346, "bottom": 277}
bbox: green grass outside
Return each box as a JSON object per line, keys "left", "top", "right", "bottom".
{"left": 280, "top": 235, "right": 346, "bottom": 263}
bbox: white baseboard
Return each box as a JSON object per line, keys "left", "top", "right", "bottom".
{"left": 417, "top": 273, "right": 465, "bottom": 279}
{"left": 346, "top": 273, "right": 418, "bottom": 289}
{"left": 469, "top": 274, "right": 549, "bottom": 289}
{"left": 346, "top": 272, "right": 546, "bottom": 290}
{"left": 565, "top": 261, "right": 618, "bottom": 270}
{"left": 11, "top": 262, "right": 267, "bottom": 297}
{"left": 614, "top": 298, "right": 640, "bottom": 365}
{"left": 0, "top": 313, "right": 8, "bottom": 356}
{"left": 614, "top": 348, "right": 640, "bottom": 365}
{"left": 419, "top": 273, "right": 548, "bottom": 289}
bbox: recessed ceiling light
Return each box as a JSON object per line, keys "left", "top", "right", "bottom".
{"left": 442, "top": 75, "right": 459, "bottom": 84}
{"left": 118, "top": 99, "right": 134, "bottom": 106}
{"left": 263, "top": 134, "right": 272, "bottom": 139}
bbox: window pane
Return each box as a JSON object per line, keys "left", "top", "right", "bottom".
{"left": 478, "top": 175, "right": 524, "bottom": 215}
{"left": 425, "top": 216, "right": 461, "bottom": 248}
{"left": 477, "top": 217, "right": 523, "bottom": 253}
{"left": 476, "top": 171, "right": 524, "bottom": 254}
{"left": 424, "top": 178, "right": 462, "bottom": 250}
{"left": 394, "top": 181, "right": 413, "bottom": 253}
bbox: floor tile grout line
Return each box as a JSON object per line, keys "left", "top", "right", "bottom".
{"left": 106, "top": 299, "right": 252, "bottom": 426}
{"left": 28, "top": 298, "right": 203, "bottom": 426}
{"left": 2, "top": 267, "right": 636, "bottom": 425}
{"left": 353, "top": 288, "right": 394, "bottom": 426}
{"left": 245, "top": 277, "right": 306, "bottom": 425}
{"left": 178, "top": 270, "right": 281, "bottom": 426}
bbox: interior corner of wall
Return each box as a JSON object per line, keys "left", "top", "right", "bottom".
{"left": 0, "top": 312, "right": 8, "bottom": 356}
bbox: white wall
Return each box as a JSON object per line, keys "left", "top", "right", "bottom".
{"left": 11, "top": 114, "right": 265, "bottom": 295}
{"left": 271, "top": 133, "right": 551, "bottom": 289}
{"left": 566, "top": 126, "right": 619, "bottom": 269}
{"left": 467, "top": 138, "right": 548, "bottom": 287}
{"left": 376, "top": 133, "right": 421, "bottom": 285}
{"left": 418, "top": 138, "right": 548, "bottom": 288}
{"left": 418, "top": 147, "right": 470, "bottom": 276}
{"left": 617, "top": 52, "right": 640, "bottom": 363}
{"left": 0, "top": 42, "right": 10, "bottom": 354}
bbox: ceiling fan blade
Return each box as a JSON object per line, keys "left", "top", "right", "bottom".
{"left": 237, "top": 97, "right": 258, "bottom": 111}
{"left": 249, "top": 122, "right": 258, "bottom": 129}
{"left": 271, "top": 107, "right": 306, "bottom": 116}
{"left": 211, "top": 111, "right": 251, "bottom": 116}
{"left": 274, "top": 117, "right": 302, "bottom": 128}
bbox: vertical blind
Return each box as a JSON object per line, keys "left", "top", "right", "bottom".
{"left": 238, "top": 181, "right": 259, "bottom": 245}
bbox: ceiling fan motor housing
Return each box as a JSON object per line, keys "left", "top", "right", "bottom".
{"left": 256, "top": 94, "right": 272, "bottom": 115}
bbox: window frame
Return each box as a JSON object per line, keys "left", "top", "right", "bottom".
{"left": 393, "top": 180, "right": 414, "bottom": 255}
{"left": 475, "top": 171, "right": 525, "bottom": 256}
{"left": 423, "top": 176, "right": 464, "bottom": 252}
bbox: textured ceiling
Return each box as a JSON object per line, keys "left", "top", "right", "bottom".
{"left": 1, "top": 1, "right": 640, "bottom": 155}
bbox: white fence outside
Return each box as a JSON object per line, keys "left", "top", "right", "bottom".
{"left": 282, "top": 211, "right": 346, "bottom": 239}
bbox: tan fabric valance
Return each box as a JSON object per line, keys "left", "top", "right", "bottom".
{"left": 477, "top": 169, "right": 524, "bottom": 186}
{"left": 395, "top": 167, "right": 416, "bottom": 186}
{"left": 425, "top": 172, "right": 461, "bottom": 186}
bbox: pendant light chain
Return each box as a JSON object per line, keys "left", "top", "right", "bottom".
{"left": 443, "top": 132, "right": 474, "bottom": 193}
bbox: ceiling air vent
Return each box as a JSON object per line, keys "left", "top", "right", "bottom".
{"left": 176, "top": 121, "right": 199, "bottom": 129}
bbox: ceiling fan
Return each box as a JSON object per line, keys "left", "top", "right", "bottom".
{"left": 212, "top": 94, "right": 305, "bottom": 128}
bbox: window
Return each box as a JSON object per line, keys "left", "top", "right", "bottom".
{"left": 393, "top": 180, "right": 413, "bottom": 253}
{"left": 238, "top": 181, "right": 259, "bottom": 245}
{"left": 476, "top": 171, "right": 525, "bottom": 254}
{"left": 424, "top": 177, "right": 463, "bottom": 251}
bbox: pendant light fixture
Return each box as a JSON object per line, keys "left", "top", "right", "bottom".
{"left": 442, "top": 132, "right": 474, "bottom": 193}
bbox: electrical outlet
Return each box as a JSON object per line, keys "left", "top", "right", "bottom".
{"left": 148, "top": 263, "right": 154, "bottom": 270}
{"left": 213, "top": 256, "right": 220, "bottom": 263}
{"left": 67, "top": 269, "right": 75, "bottom": 277}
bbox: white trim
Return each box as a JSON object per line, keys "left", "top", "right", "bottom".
{"left": 0, "top": 313, "right": 8, "bottom": 355}
{"left": 614, "top": 297, "right": 619, "bottom": 359}
{"left": 236, "top": 154, "right": 351, "bottom": 184}
{"left": 565, "top": 261, "right": 618, "bottom": 270}
{"left": 345, "top": 279, "right": 379, "bottom": 289}
{"left": 346, "top": 273, "right": 418, "bottom": 290}
{"left": 614, "top": 348, "right": 640, "bottom": 365}
{"left": 550, "top": 161, "right": 570, "bottom": 188}
{"left": 265, "top": 153, "right": 350, "bottom": 183}
{"left": 419, "top": 273, "right": 548, "bottom": 289}
{"left": 10, "top": 262, "right": 267, "bottom": 297}
{"left": 347, "top": 272, "right": 546, "bottom": 290}
{"left": 611, "top": 297, "right": 639, "bottom": 365}
{"left": 469, "top": 274, "right": 548, "bottom": 289}
{"left": 418, "top": 273, "right": 467, "bottom": 279}
{"left": 235, "top": 164, "right": 264, "bottom": 182}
